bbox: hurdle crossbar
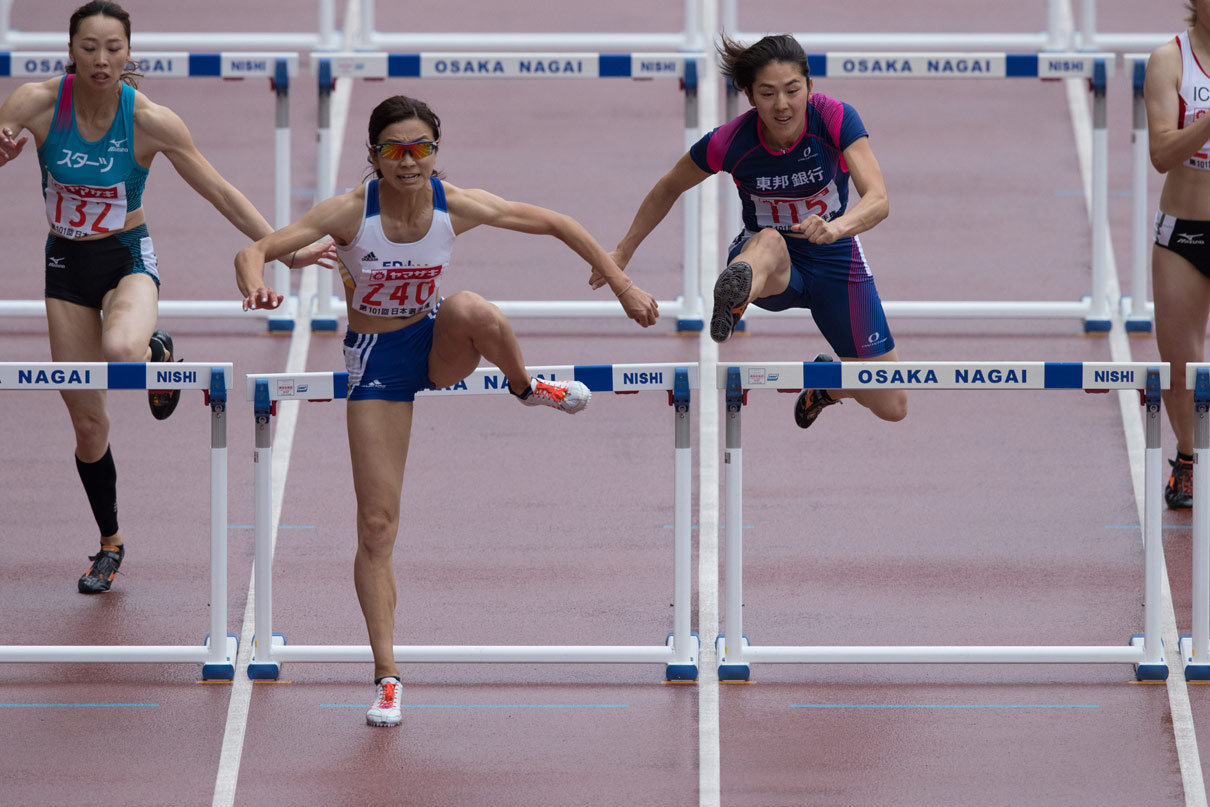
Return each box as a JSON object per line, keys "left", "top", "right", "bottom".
{"left": 724, "top": 54, "right": 1116, "bottom": 333}
{"left": 243, "top": 362, "right": 700, "bottom": 682}
{"left": 0, "top": 52, "right": 300, "bottom": 331}
{"left": 0, "top": 362, "right": 236, "bottom": 679}
{"left": 308, "top": 52, "right": 707, "bottom": 333}
{"left": 716, "top": 360, "right": 1169, "bottom": 682}
{"left": 1181, "top": 364, "right": 1210, "bottom": 680}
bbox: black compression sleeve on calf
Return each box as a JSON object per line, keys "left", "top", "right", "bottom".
{"left": 75, "top": 446, "right": 119, "bottom": 538}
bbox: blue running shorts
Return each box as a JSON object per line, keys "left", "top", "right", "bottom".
{"left": 343, "top": 310, "right": 438, "bottom": 402}
{"left": 729, "top": 230, "right": 894, "bottom": 359}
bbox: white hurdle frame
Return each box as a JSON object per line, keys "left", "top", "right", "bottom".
{"left": 717, "top": 360, "right": 1169, "bottom": 682}
{"left": 0, "top": 361, "right": 236, "bottom": 679}
{"left": 308, "top": 52, "right": 708, "bottom": 333}
{"left": 243, "top": 362, "right": 700, "bottom": 681}
{"left": 0, "top": 52, "right": 300, "bottom": 330}
{"left": 1181, "top": 363, "right": 1210, "bottom": 680}
{"left": 722, "top": 52, "right": 1118, "bottom": 333}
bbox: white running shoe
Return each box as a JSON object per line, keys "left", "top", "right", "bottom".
{"left": 513, "top": 376, "right": 591, "bottom": 414}
{"left": 366, "top": 677, "right": 402, "bottom": 727}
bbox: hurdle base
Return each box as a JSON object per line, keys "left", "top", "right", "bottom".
{"left": 1130, "top": 634, "right": 1168, "bottom": 682}
{"left": 247, "top": 632, "right": 287, "bottom": 680}
{"left": 1179, "top": 635, "right": 1210, "bottom": 681}
{"left": 201, "top": 633, "right": 239, "bottom": 681}
{"left": 716, "top": 634, "right": 751, "bottom": 682}
{"left": 1119, "top": 296, "right": 1154, "bottom": 334}
{"left": 664, "top": 631, "right": 700, "bottom": 682}
{"left": 675, "top": 317, "right": 704, "bottom": 334}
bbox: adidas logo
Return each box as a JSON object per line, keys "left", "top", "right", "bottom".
{"left": 364, "top": 379, "right": 386, "bottom": 389}
{"left": 361, "top": 251, "right": 378, "bottom": 262}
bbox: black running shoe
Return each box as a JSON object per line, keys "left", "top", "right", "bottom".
{"left": 148, "top": 330, "right": 181, "bottom": 421}
{"left": 794, "top": 353, "right": 842, "bottom": 429}
{"left": 710, "top": 262, "right": 752, "bottom": 343}
{"left": 78, "top": 544, "right": 124, "bottom": 594}
{"left": 1166, "top": 456, "right": 1194, "bottom": 510}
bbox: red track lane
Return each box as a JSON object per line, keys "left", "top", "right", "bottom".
{"left": 1, "top": 1, "right": 1206, "bottom": 805}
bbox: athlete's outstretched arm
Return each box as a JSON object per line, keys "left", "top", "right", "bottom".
{"left": 446, "top": 184, "right": 659, "bottom": 327}
{"left": 235, "top": 193, "right": 359, "bottom": 310}
{"left": 0, "top": 81, "right": 55, "bottom": 167}
{"left": 610, "top": 153, "right": 711, "bottom": 272}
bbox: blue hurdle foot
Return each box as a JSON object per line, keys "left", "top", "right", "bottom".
{"left": 247, "top": 632, "right": 287, "bottom": 680}
{"left": 1131, "top": 633, "right": 1169, "bottom": 682}
{"left": 1179, "top": 634, "right": 1210, "bottom": 681}
{"left": 716, "top": 634, "right": 751, "bottom": 682}
{"left": 201, "top": 633, "right": 239, "bottom": 681}
{"left": 665, "top": 631, "right": 700, "bottom": 682}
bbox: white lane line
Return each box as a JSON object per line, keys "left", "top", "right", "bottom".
{"left": 697, "top": 8, "right": 722, "bottom": 797}
{"left": 212, "top": 3, "right": 359, "bottom": 803}
{"left": 1061, "top": 3, "right": 1205, "bottom": 801}
{"left": 211, "top": 267, "right": 317, "bottom": 807}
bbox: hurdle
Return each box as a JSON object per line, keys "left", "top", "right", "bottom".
{"left": 722, "top": 0, "right": 1070, "bottom": 52}
{"left": 0, "top": 51, "right": 300, "bottom": 331}
{"left": 1180, "top": 363, "right": 1210, "bottom": 681}
{"left": 243, "top": 362, "right": 700, "bottom": 681}
{"left": 0, "top": 361, "right": 236, "bottom": 679}
{"left": 716, "top": 359, "right": 1169, "bottom": 682}
{"left": 308, "top": 51, "right": 708, "bottom": 333}
{"left": 721, "top": 52, "right": 1118, "bottom": 333}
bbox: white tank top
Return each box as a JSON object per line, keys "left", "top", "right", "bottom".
{"left": 1176, "top": 30, "right": 1210, "bottom": 171}
{"left": 335, "top": 177, "right": 456, "bottom": 318}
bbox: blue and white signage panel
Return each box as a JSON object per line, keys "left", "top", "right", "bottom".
{"left": 422, "top": 362, "right": 698, "bottom": 396}
{"left": 0, "top": 52, "right": 298, "bottom": 78}
{"left": 0, "top": 362, "right": 231, "bottom": 390}
{"left": 314, "top": 52, "right": 692, "bottom": 79}
{"left": 815, "top": 52, "right": 1112, "bottom": 79}
{"left": 722, "top": 362, "right": 1167, "bottom": 391}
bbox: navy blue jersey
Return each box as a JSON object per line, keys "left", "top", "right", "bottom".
{"left": 689, "top": 93, "right": 868, "bottom": 233}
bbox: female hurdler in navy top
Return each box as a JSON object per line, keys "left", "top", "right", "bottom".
{"left": 1145, "top": 0, "right": 1210, "bottom": 509}
{"left": 607, "top": 34, "right": 907, "bottom": 429}
{"left": 0, "top": 2, "right": 329, "bottom": 594}
{"left": 235, "top": 95, "right": 659, "bottom": 728}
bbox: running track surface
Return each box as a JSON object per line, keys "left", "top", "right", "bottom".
{"left": 1, "top": 2, "right": 1206, "bottom": 806}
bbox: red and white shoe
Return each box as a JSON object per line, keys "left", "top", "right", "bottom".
{"left": 512, "top": 376, "right": 591, "bottom": 414}
{"left": 366, "top": 677, "right": 402, "bottom": 727}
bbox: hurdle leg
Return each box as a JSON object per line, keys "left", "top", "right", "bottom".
{"left": 1135, "top": 368, "right": 1168, "bottom": 680}
{"left": 248, "top": 380, "right": 283, "bottom": 679}
{"left": 268, "top": 57, "right": 296, "bottom": 333}
{"left": 676, "top": 63, "right": 704, "bottom": 333}
{"left": 1123, "top": 59, "right": 1153, "bottom": 332}
{"left": 717, "top": 367, "right": 750, "bottom": 681}
{"left": 312, "top": 58, "right": 339, "bottom": 333}
{"left": 1182, "top": 368, "right": 1210, "bottom": 679}
{"left": 666, "top": 368, "right": 699, "bottom": 681}
{"left": 1084, "top": 60, "right": 1112, "bottom": 333}
{"left": 202, "top": 369, "right": 237, "bottom": 680}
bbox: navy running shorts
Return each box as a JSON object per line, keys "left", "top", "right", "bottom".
{"left": 343, "top": 309, "right": 438, "bottom": 402}
{"left": 728, "top": 229, "right": 895, "bottom": 359}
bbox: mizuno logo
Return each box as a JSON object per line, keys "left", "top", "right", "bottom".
{"left": 1177, "top": 233, "right": 1205, "bottom": 245}
{"left": 108, "top": 138, "right": 129, "bottom": 152}
{"left": 361, "top": 251, "right": 378, "bottom": 262}
{"left": 49, "top": 257, "right": 65, "bottom": 268}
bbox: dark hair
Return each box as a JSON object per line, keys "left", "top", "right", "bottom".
{"left": 1187, "top": 1, "right": 1198, "bottom": 27}
{"left": 67, "top": 1, "right": 141, "bottom": 87}
{"left": 365, "top": 95, "right": 443, "bottom": 179}
{"left": 718, "top": 33, "right": 810, "bottom": 94}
